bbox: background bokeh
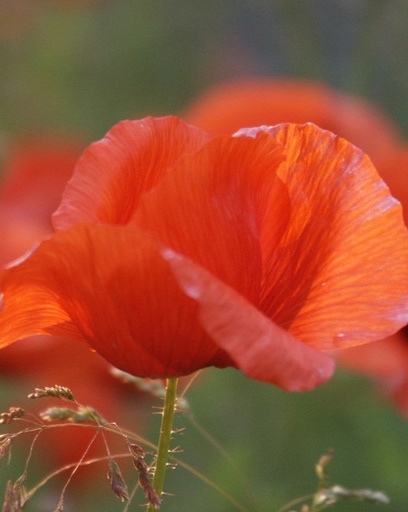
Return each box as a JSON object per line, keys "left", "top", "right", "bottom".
{"left": 1, "top": 1, "right": 408, "bottom": 511}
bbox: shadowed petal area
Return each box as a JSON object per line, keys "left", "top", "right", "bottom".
{"left": 162, "top": 248, "right": 335, "bottom": 391}
{"left": 0, "top": 223, "right": 233, "bottom": 377}
{"left": 133, "top": 133, "right": 288, "bottom": 304}
{"left": 244, "top": 123, "right": 408, "bottom": 349}
{"left": 52, "top": 116, "right": 211, "bottom": 230}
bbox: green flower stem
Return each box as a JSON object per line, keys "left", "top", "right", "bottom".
{"left": 147, "top": 377, "right": 179, "bottom": 511}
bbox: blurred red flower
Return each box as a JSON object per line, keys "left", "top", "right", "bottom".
{"left": 0, "top": 0, "right": 39, "bottom": 41}
{"left": 0, "top": 116, "right": 407, "bottom": 392}
{"left": 184, "top": 78, "right": 402, "bottom": 169}
{"left": 0, "top": 137, "right": 83, "bottom": 267}
{"left": 0, "top": 136, "right": 144, "bottom": 477}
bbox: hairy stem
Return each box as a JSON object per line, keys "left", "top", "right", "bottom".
{"left": 147, "top": 377, "right": 179, "bottom": 511}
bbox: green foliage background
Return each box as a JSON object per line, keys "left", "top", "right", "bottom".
{"left": 1, "top": 1, "right": 408, "bottom": 511}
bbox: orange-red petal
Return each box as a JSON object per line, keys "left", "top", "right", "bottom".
{"left": 52, "top": 117, "right": 211, "bottom": 230}
{"left": 250, "top": 123, "right": 408, "bottom": 350}
{"left": 132, "top": 133, "right": 288, "bottom": 304}
{"left": 162, "top": 248, "right": 335, "bottom": 391}
{"left": 0, "top": 223, "right": 232, "bottom": 377}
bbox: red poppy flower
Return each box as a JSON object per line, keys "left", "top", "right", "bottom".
{"left": 183, "top": 78, "right": 402, "bottom": 168}
{"left": 0, "top": 116, "right": 407, "bottom": 392}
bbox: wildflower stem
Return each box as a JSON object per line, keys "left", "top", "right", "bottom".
{"left": 147, "top": 377, "right": 179, "bottom": 511}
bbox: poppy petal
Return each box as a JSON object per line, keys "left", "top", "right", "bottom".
{"left": 133, "top": 133, "right": 289, "bottom": 304}
{"left": 0, "top": 223, "right": 232, "bottom": 377}
{"left": 162, "top": 247, "right": 335, "bottom": 391}
{"left": 0, "top": 246, "right": 83, "bottom": 346}
{"left": 242, "top": 123, "right": 408, "bottom": 350}
{"left": 52, "top": 117, "right": 211, "bottom": 230}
